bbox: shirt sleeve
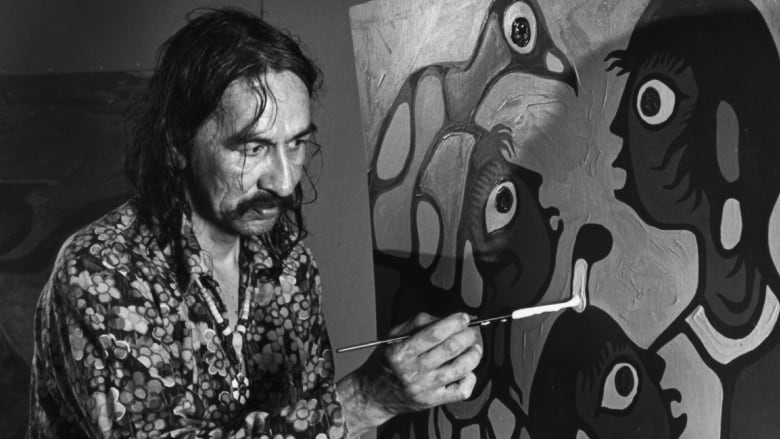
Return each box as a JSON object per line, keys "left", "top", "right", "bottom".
{"left": 278, "top": 248, "right": 346, "bottom": 433}
{"left": 28, "top": 248, "right": 349, "bottom": 439}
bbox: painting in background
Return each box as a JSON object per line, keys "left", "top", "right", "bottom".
{"left": 0, "top": 72, "right": 145, "bottom": 438}
{"left": 350, "top": 0, "right": 780, "bottom": 437}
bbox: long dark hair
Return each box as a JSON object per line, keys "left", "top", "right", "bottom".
{"left": 125, "top": 7, "right": 322, "bottom": 274}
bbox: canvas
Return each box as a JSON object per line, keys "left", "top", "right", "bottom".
{"left": 350, "top": 0, "right": 780, "bottom": 437}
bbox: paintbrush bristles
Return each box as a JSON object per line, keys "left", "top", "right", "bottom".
{"left": 572, "top": 258, "right": 588, "bottom": 313}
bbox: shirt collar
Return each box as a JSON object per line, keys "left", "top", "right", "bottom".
{"left": 176, "top": 212, "right": 275, "bottom": 289}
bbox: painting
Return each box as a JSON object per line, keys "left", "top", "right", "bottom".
{"left": 0, "top": 72, "right": 146, "bottom": 438}
{"left": 350, "top": 0, "right": 780, "bottom": 437}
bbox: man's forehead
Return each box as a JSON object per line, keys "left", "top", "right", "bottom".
{"left": 215, "top": 73, "right": 311, "bottom": 134}
{"left": 218, "top": 78, "right": 270, "bottom": 122}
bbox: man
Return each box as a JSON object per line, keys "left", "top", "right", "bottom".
{"left": 27, "top": 7, "right": 482, "bottom": 438}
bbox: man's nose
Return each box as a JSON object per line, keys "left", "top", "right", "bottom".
{"left": 261, "top": 146, "right": 299, "bottom": 197}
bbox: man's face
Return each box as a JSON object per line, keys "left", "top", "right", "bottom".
{"left": 188, "top": 70, "right": 314, "bottom": 237}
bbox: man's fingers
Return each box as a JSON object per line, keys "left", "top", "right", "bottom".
{"left": 399, "top": 312, "right": 470, "bottom": 357}
{"left": 394, "top": 343, "right": 482, "bottom": 408}
{"left": 366, "top": 314, "right": 482, "bottom": 415}
{"left": 382, "top": 313, "right": 474, "bottom": 388}
{"left": 418, "top": 326, "right": 480, "bottom": 371}
{"left": 437, "top": 372, "right": 478, "bottom": 406}
{"left": 433, "top": 344, "right": 482, "bottom": 387}
{"left": 388, "top": 312, "right": 436, "bottom": 337}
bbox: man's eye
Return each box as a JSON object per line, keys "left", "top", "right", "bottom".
{"left": 291, "top": 139, "right": 316, "bottom": 156}
{"left": 293, "top": 138, "right": 312, "bottom": 150}
{"left": 244, "top": 143, "right": 266, "bottom": 154}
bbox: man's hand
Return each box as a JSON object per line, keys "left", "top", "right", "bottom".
{"left": 336, "top": 312, "right": 483, "bottom": 436}
{"left": 364, "top": 312, "right": 483, "bottom": 413}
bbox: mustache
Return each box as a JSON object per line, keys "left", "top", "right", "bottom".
{"left": 235, "top": 191, "right": 297, "bottom": 216}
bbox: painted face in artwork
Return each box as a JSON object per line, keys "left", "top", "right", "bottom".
{"left": 608, "top": 0, "right": 780, "bottom": 258}
{"left": 609, "top": 52, "right": 702, "bottom": 227}
{"left": 528, "top": 307, "right": 687, "bottom": 439}
{"left": 607, "top": 0, "right": 780, "bottom": 336}
{"left": 459, "top": 126, "right": 560, "bottom": 318}
{"left": 188, "top": 71, "right": 315, "bottom": 238}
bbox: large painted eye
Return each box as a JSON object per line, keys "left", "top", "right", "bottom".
{"left": 635, "top": 78, "right": 676, "bottom": 127}
{"left": 502, "top": 2, "right": 537, "bottom": 55}
{"left": 485, "top": 181, "right": 517, "bottom": 234}
{"left": 601, "top": 362, "right": 639, "bottom": 412}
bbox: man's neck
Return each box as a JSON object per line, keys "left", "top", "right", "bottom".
{"left": 190, "top": 210, "right": 242, "bottom": 325}
{"left": 190, "top": 211, "right": 240, "bottom": 270}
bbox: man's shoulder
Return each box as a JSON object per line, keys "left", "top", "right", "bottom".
{"left": 278, "top": 239, "right": 318, "bottom": 274}
{"left": 284, "top": 240, "right": 320, "bottom": 285}
{"left": 290, "top": 239, "right": 315, "bottom": 260}
{"left": 54, "top": 198, "right": 158, "bottom": 272}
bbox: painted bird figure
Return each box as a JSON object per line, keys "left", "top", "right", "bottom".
{"left": 367, "top": 1, "right": 578, "bottom": 437}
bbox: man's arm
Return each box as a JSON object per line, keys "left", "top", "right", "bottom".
{"left": 336, "top": 312, "right": 483, "bottom": 437}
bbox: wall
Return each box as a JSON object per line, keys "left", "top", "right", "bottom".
{"left": 0, "top": 0, "right": 376, "bottom": 436}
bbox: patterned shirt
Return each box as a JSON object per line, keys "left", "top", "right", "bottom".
{"left": 27, "top": 199, "right": 348, "bottom": 438}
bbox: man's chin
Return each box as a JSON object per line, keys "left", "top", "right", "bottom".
{"left": 230, "top": 217, "right": 278, "bottom": 237}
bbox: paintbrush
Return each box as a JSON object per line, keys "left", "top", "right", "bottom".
{"left": 336, "top": 258, "right": 589, "bottom": 353}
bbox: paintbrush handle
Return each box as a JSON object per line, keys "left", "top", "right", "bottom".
{"left": 336, "top": 334, "right": 412, "bottom": 353}
{"left": 335, "top": 313, "right": 515, "bottom": 353}
{"left": 338, "top": 258, "right": 588, "bottom": 354}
